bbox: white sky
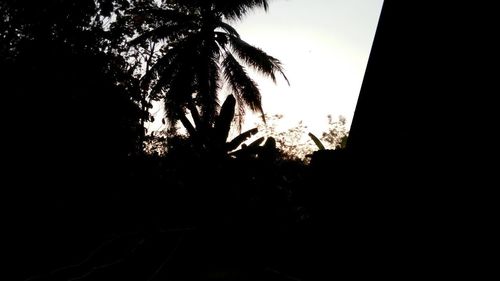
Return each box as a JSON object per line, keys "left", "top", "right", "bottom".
{"left": 232, "top": 0, "right": 384, "bottom": 134}
{"left": 147, "top": 0, "right": 384, "bottom": 136}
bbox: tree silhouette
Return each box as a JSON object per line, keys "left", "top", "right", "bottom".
{"left": 1, "top": 2, "right": 145, "bottom": 279}
{"left": 126, "top": 0, "right": 289, "bottom": 143}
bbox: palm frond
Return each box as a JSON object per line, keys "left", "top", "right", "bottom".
{"left": 141, "top": 48, "right": 176, "bottom": 90}
{"left": 129, "top": 22, "right": 193, "bottom": 45}
{"left": 165, "top": 0, "right": 203, "bottom": 10}
{"left": 145, "top": 33, "right": 202, "bottom": 98}
{"left": 124, "top": 0, "right": 287, "bottom": 136}
{"left": 141, "top": 34, "right": 195, "bottom": 81}
{"left": 194, "top": 39, "right": 222, "bottom": 126}
{"left": 228, "top": 35, "right": 289, "bottom": 85}
{"left": 147, "top": 47, "right": 188, "bottom": 99}
{"left": 214, "top": 0, "right": 269, "bottom": 20}
{"left": 222, "top": 52, "right": 264, "bottom": 118}
{"left": 163, "top": 64, "right": 197, "bottom": 128}
{"left": 127, "top": 6, "right": 198, "bottom": 26}
{"left": 215, "top": 20, "right": 240, "bottom": 38}
{"left": 214, "top": 31, "right": 230, "bottom": 49}
{"left": 154, "top": 40, "right": 200, "bottom": 127}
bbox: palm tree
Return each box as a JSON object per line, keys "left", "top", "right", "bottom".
{"left": 128, "top": 0, "right": 288, "bottom": 139}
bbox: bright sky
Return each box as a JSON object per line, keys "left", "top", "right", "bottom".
{"left": 232, "top": 0, "right": 384, "bottom": 134}
{"left": 147, "top": 0, "right": 384, "bottom": 136}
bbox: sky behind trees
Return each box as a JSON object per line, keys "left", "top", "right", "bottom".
{"left": 147, "top": 0, "right": 384, "bottom": 135}
{"left": 232, "top": 0, "right": 384, "bottom": 133}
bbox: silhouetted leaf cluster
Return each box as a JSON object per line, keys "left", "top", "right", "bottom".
{"left": 122, "top": 0, "right": 288, "bottom": 133}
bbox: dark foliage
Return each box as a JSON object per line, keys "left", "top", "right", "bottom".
{"left": 124, "top": 0, "right": 288, "bottom": 133}
{"left": 3, "top": 1, "right": 486, "bottom": 280}
{"left": 1, "top": 1, "right": 144, "bottom": 279}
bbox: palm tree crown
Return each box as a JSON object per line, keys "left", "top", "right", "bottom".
{"left": 129, "top": 0, "right": 288, "bottom": 133}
